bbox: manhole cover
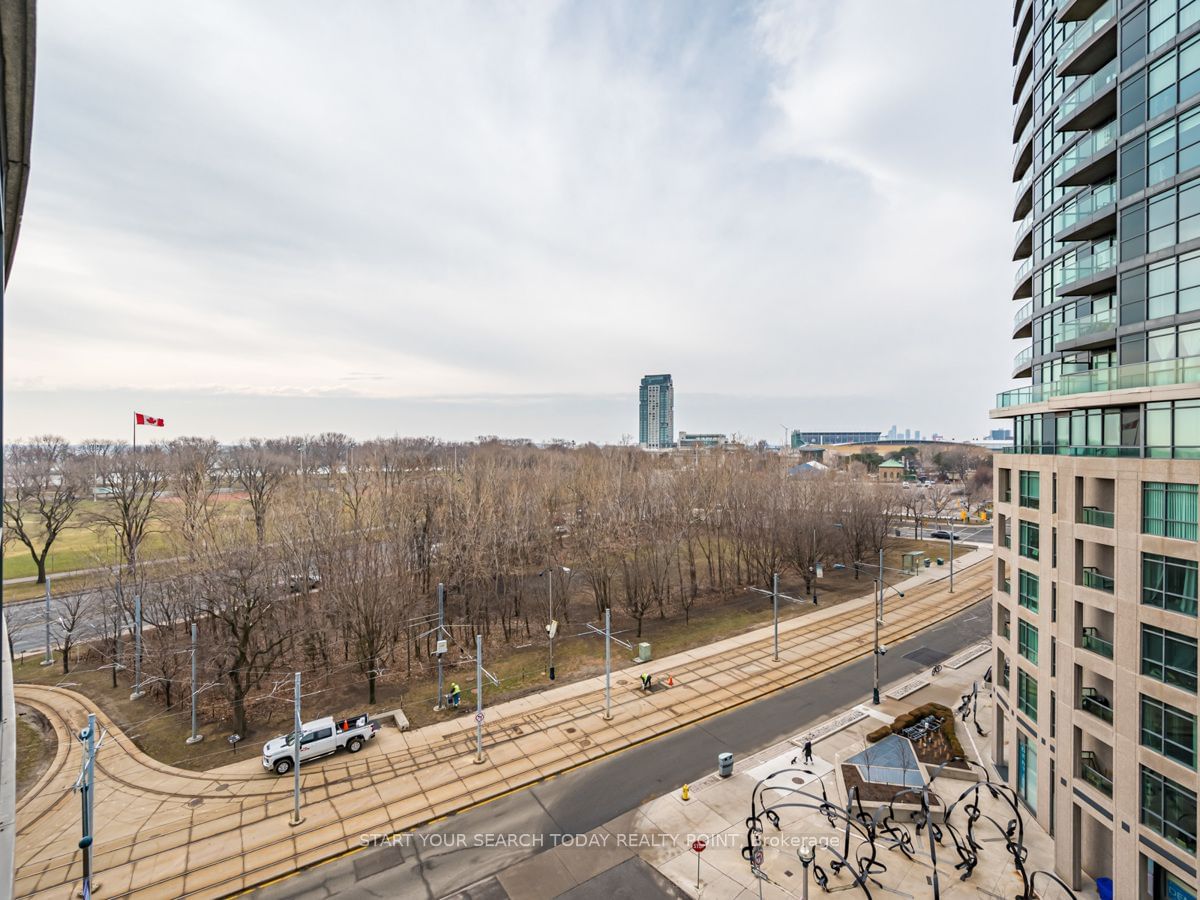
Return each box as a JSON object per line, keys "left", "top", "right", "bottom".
{"left": 791, "top": 776, "right": 805, "bottom": 785}
{"left": 187, "top": 798, "right": 204, "bottom": 808}
{"left": 578, "top": 738, "right": 592, "bottom": 747}
{"left": 214, "top": 783, "right": 230, "bottom": 791}
{"left": 564, "top": 727, "right": 577, "bottom": 734}
{"left": 903, "top": 647, "right": 949, "bottom": 666}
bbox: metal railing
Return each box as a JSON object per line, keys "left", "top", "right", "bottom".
{"left": 1081, "top": 626, "right": 1114, "bottom": 659}
{"left": 995, "top": 356, "right": 1200, "bottom": 408}
{"left": 1081, "top": 506, "right": 1114, "bottom": 528}
{"left": 1082, "top": 567, "right": 1115, "bottom": 594}
{"left": 1080, "top": 688, "right": 1114, "bottom": 724}
{"left": 1080, "top": 750, "right": 1113, "bottom": 796}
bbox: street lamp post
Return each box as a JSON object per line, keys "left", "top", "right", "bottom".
{"left": 865, "top": 548, "right": 905, "bottom": 705}
{"left": 541, "top": 565, "right": 570, "bottom": 680}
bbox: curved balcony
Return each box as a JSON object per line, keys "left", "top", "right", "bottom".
{"left": 1012, "top": 42, "right": 1034, "bottom": 103}
{"left": 1058, "top": 58, "right": 1118, "bottom": 132}
{"left": 1013, "top": 298, "right": 1034, "bottom": 338}
{"left": 1014, "top": 167, "right": 1034, "bottom": 220}
{"left": 1057, "top": 0, "right": 1117, "bottom": 78}
{"left": 1013, "top": 118, "right": 1034, "bottom": 181}
{"left": 1012, "top": 1, "right": 1034, "bottom": 66}
{"left": 994, "top": 355, "right": 1200, "bottom": 410}
{"left": 1013, "top": 345, "right": 1034, "bottom": 378}
{"left": 1012, "top": 79, "right": 1034, "bottom": 142}
{"left": 1013, "top": 256, "right": 1034, "bottom": 300}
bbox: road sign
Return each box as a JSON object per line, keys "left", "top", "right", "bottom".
{"left": 752, "top": 847, "right": 764, "bottom": 866}
{"left": 692, "top": 839, "right": 706, "bottom": 853}
{"left": 475, "top": 711, "right": 485, "bottom": 724}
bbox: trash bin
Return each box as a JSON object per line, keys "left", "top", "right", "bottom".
{"left": 936, "top": 558, "right": 944, "bottom": 566}
{"left": 718, "top": 752, "right": 734, "bottom": 778}
{"left": 1095, "top": 878, "right": 1113, "bottom": 900}
{"left": 924, "top": 558, "right": 931, "bottom": 568}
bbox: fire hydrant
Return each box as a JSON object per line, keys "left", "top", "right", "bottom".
{"left": 681, "top": 784, "right": 690, "bottom": 801}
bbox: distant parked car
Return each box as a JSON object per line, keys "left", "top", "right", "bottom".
{"left": 929, "top": 530, "right": 960, "bottom": 541}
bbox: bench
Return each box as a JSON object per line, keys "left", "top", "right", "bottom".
{"left": 385, "top": 708, "right": 410, "bottom": 731}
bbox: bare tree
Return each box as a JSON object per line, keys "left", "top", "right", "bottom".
{"left": 228, "top": 439, "right": 288, "bottom": 545}
{"left": 167, "top": 437, "right": 222, "bottom": 553}
{"left": 3, "top": 436, "right": 84, "bottom": 584}
{"left": 86, "top": 443, "right": 168, "bottom": 572}
{"left": 53, "top": 591, "right": 92, "bottom": 675}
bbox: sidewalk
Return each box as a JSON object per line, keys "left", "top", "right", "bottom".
{"left": 14, "top": 553, "right": 992, "bottom": 899}
{"left": 494, "top": 645, "right": 1093, "bottom": 900}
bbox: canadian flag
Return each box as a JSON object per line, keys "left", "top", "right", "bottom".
{"left": 135, "top": 413, "right": 165, "bottom": 427}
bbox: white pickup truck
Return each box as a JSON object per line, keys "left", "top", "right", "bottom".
{"left": 262, "top": 713, "right": 378, "bottom": 775}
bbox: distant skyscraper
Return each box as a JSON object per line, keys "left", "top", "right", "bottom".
{"left": 914, "top": 430, "right": 921, "bottom": 441}
{"left": 638, "top": 374, "right": 674, "bottom": 449}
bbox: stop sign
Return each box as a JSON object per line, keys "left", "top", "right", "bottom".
{"left": 692, "top": 839, "right": 706, "bottom": 853}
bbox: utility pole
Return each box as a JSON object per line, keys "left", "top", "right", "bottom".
{"left": 949, "top": 520, "right": 955, "bottom": 593}
{"left": 435, "top": 582, "right": 445, "bottom": 709}
{"left": 874, "top": 547, "right": 883, "bottom": 705}
{"left": 290, "top": 672, "right": 303, "bottom": 825}
{"left": 74, "top": 713, "right": 101, "bottom": 897}
{"left": 186, "top": 622, "right": 202, "bottom": 744}
{"left": 41, "top": 576, "right": 54, "bottom": 666}
{"left": 474, "top": 634, "right": 486, "bottom": 764}
{"left": 604, "top": 608, "right": 612, "bottom": 720}
{"left": 772, "top": 572, "right": 780, "bottom": 662}
{"left": 130, "top": 594, "right": 144, "bottom": 700}
{"left": 547, "top": 570, "right": 555, "bottom": 680}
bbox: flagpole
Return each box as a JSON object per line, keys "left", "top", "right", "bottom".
{"left": 132, "top": 414, "right": 136, "bottom": 453}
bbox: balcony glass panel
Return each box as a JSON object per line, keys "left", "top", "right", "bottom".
{"left": 1081, "top": 687, "right": 1114, "bottom": 724}
{"left": 1080, "top": 751, "right": 1113, "bottom": 796}
{"left": 1081, "top": 506, "right": 1114, "bottom": 527}
{"left": 995, "top": 356, "right": 1200, "bottom": 408}
{"left": 1055, "top": 307, "right": 1116, "bottom": 344}
{"left": 1058, "top": 0, "right": 1116, "bottom": 61}
{"left": 1082, "top": 567, "right": 1115, "bottom": 593}
{"left": 1059, "top": 59, "right": 1119, "bottom": 122}
{"left": 1081, "top": 626, "right": 1114, "bottom": 658}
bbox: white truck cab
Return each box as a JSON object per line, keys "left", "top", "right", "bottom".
{"left": 262, "top": 713, "right": 376, "bottom": 775}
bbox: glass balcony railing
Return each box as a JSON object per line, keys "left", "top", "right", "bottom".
{"left": 1080, "top": 506, "right": 1114, "bottom": 528}
{"left": 1054, "top": 306, "right": 1116, "bottom": 344}
{"left": 1015, "top": 209, "right": 1033, "bottom": 241}
{"left": 1058, "top": 243, "right": 1116, "bottom": 286}
{"left": 1079, "top": 751, "right": 1113, "bottom": 796}
{"left": 1013, "top": 299, "right": 1034, "bottom": 330}
{"left": 1013, "top": 346, "right": 1034, "bottom": 371}
{"left": 1015, "top": 256, "right": 1034, "bottom": 285}
{"left": 1058, "top": 0, "right": 1116, "bottom": 61}
{"left": 1082, "top": 567, "right": 1115, "bottom": 594}
{"left": 1081, "top": 626, "right": 1114, "bottom": 659}
{"left": 1056, "top": 119, "right": 1118, "bottom": 181}
{"left": 994, "top": 356, "right": 1200, "bottom": 408}
{"left": 1058, "top": 58, "right": 1118, "bottom": 123}
{"left": 1002, "top": 578, "right": 1012, "bottom": 594}
{"left": 1014, "top": 118, "right": 1034, "bottom": 164}
{"left": 1080, "top": 687, "right": 1114, "bottom": 724}
{"left": 1055, "top": 183, "right": 1116, "bottom": 234}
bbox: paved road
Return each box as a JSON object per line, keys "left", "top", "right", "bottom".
{"left": 255, "top": 599, "right": 992, "bottom": 900}
{"left": 3, "top": 587, "right": 110, "bottom": 656}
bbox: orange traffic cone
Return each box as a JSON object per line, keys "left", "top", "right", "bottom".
{"left": 667, "top": 674, "right": 674, "bottom": 687}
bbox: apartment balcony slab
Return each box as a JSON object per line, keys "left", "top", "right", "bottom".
{"left": 1056, "top": 15, "right": 1116, "bottom": 77}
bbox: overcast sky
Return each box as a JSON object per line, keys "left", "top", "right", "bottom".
{"left": 4, "top": 1, "right": 1016, "bottom": 445}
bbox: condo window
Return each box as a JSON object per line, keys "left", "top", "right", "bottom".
{"left": 1141, "top": 765, "right": 1198, "bottom": 853}
{"left": 1142, "top": 624, "right": 1199, "bottom": 693}
{"left": 1018, "top": 669, "right": 1038, "bottom": 721}
{"left": 1019, "top": 569, "right": 1039, "bottom": 612}
{"left": 1018, "top": 619, "right": 1039, "bottom": 664}
{"left": 1143, "top": 552, "right": 1200, "bottom": 616}
{"left": 1019, "top": 520, "right": 1040, "bottom": 560}
{"left": 1143, "top": 481, "right": 1199, "bottom": 540}
{"left": 1142, "top": 695, "right": 1198, "bottom": 769}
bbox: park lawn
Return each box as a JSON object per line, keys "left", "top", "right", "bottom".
{"left": 3, "top": 526, "right": 176, "bottom": 580}
{"left": 3, "top": 571, "right": 100, "bottom": 603}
